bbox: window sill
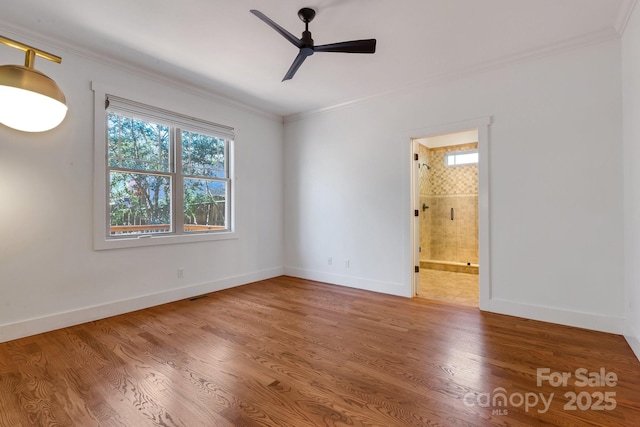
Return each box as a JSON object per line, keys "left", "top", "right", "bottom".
{"left": 93, "top": 230, "right": 238, "bottom": 251}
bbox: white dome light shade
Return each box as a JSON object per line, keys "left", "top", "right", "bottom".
{"left": 0, "top": 64, "right": 67, "bottom": 132}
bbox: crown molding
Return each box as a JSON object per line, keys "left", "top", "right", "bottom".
{"left": 284, "top": 26, "right": 621, "bottom": 124}
{"left": 0, "top": 19, "right": 283, "bottom": 124}
{"left": 615, "top": 0, "right": 638, "bottom": 35}
{"left": 0, "top": 11, "right": 626, "bottom": 127}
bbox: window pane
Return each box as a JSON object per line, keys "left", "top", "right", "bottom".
{"left": 108, "top": 113, "right": 170, "bottom": 172}
{"left": 446, "top": 150, "right": 478, "bottom": 166}
{"left": 182, "top": 131, "right": 226, "bottom": 177}
{"left": 456, "top": 152, "right": 478, "bottom": 165}
{"left": 109, "top": 171, "right": 172, "bottom": 235}
{"left": 183, "top": 178, "right": 227, "bottom": 232}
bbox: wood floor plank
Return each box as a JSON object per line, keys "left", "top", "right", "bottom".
{"left": 0, "top": 276, "right": 639, "bottom": 426}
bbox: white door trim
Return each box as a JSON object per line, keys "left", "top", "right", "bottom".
{"left": 404, "top": 116, "right": 492, "bottom": 310}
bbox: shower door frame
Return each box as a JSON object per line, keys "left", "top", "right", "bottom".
{"left": 409, "top": 117, "right": 492, "bottom": 310}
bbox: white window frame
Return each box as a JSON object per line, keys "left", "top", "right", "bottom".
{"left": 92, "top": 82, "right": 237, "bottom": 250}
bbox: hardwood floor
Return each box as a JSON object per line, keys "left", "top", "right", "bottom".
{"left": 0, "top": 276, "right": 639, "bottom": 426}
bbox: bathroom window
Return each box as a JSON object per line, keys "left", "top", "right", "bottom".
{"left": 446, "top": 150, "right": 478, "bottom": 166}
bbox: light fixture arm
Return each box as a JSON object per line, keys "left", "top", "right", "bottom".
{"left": 0, "top": 35, "right": 62, "bottom": 68}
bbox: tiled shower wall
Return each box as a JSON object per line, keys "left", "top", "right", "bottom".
{"left": 418, "top": 143, "right": 478, "bottom": 265}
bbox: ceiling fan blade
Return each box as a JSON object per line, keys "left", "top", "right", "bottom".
{"left": 283, "top": 50, "right": 311, "bottom": 81}
{"left": 315, "top": 39, "right": 377, "bottom": 54}
{"left": 250, "top": 10, "right": 302, "bottom": 48}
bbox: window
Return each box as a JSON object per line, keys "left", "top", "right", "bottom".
{"left": 94, "top": 90, "right": 235, "bottom": 249}
{"left": 446, "top": 150, "right": 478, "bottom": 166}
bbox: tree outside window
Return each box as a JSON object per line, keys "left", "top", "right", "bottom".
{"left": 107, "top": 110, "right": 231, "bottom": 237}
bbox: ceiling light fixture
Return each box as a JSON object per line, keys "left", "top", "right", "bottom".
{"left": 0, "top": 35, "right": 67, "bottom": 132}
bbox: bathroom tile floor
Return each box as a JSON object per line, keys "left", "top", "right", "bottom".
{"left": 417, "top": 268, "right": 478, "bottom": 307}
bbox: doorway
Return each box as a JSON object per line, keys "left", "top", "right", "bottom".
{"left": 409, "top": 117, "right": 490, "bottom": 309}
{"left": 415, "top": 131, "right": 479, "bottom": 306}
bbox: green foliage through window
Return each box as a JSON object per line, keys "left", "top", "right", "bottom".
{"left": 106, "top": 103, "right": 232, "bottom": 237}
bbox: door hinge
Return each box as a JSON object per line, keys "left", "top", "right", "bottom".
{"left": 414, "top": 153, "right": 419, "bottom": 161}
{"left": 414, "top": 266, "right": 420, "bottom": 273}
{"left": 414, "top": 209, "right": 419, "bottom": 217}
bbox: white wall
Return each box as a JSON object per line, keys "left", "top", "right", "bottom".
{"left": 284, "top": 39, "right": 624, "bottom": 333}
{"left": 0, "top": 24, "right": 629, "bottom": 344}
{"left": 0, "top": 30, "right": 284, "bottom": 342}
{"left": 622, "top": 4, "right": 640, "bottom": 359}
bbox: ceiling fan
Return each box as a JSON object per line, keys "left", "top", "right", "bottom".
{"left": 250, "top": 7, "right": 377, "bottom": 81}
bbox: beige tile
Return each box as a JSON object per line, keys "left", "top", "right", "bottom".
{"left": 417, "top": 269, "right": 479, "bottom": 307}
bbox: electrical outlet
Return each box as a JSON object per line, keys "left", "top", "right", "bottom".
{"left": 177, "top": 268, "right": 184, "bottom": 279}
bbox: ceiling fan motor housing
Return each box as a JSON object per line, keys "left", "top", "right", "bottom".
{"left": 301, "top": 31, "right": 314, "bottom": 51}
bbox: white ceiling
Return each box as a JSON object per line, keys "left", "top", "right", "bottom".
{"left": 0, "top": 0, "right": 633, "bottom": 118}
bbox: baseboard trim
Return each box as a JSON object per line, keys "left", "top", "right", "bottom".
{"left": 284, "top": 269, "right": 626, "bottom": 335}
{"left": 0, "top": 267, "right": 283, "bottom": 343}
{"left": 489, "top": 298, "right": 625, "bottom": 335}
{"left": 624, "top": 320, "right": 640, "bottom": 362}
{"left": 624, "top": 334, "right": 640, "bottom": 362}
{"left": 284, "top": 267, "right": 410, "bottom": 297}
